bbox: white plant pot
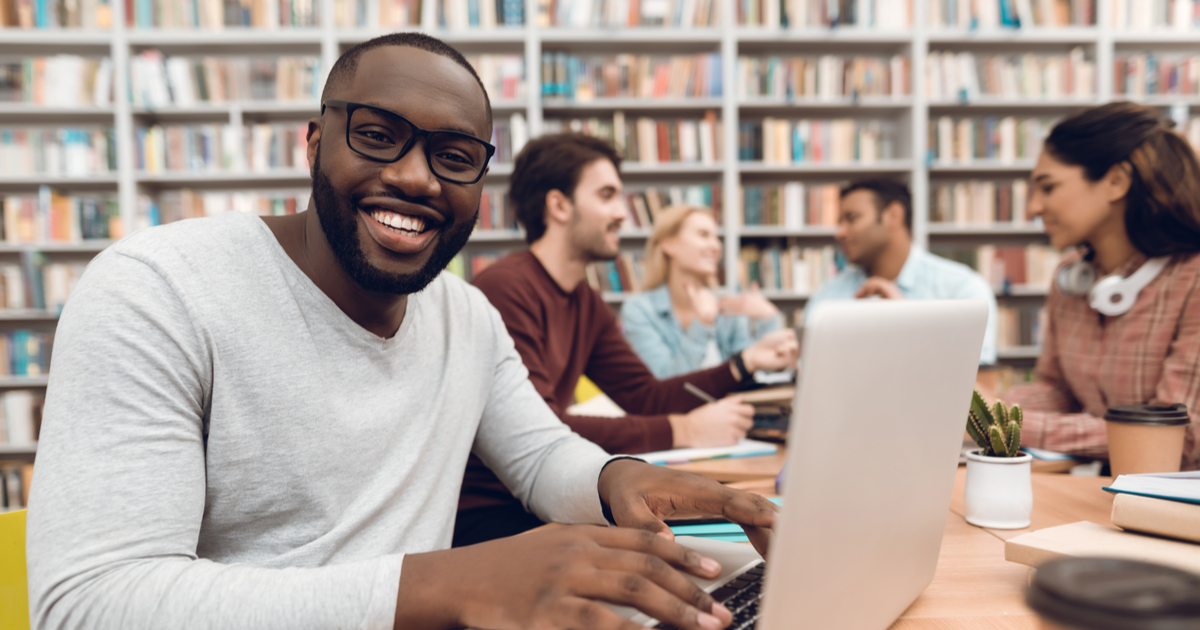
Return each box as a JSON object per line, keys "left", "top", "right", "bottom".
{"left": 964, "top": 449, "right": 1033, "bottom": 529}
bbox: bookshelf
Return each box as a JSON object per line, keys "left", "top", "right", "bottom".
{"left": 0, "top": 0, "right": 1199, "bottom": 459}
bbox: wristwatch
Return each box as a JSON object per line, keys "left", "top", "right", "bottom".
{"left": 732, "top": 351, "right": 756, "bottom": 388}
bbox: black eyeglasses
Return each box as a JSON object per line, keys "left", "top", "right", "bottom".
{"left": 322, "top": 99, "right": 496, "bottom": 184}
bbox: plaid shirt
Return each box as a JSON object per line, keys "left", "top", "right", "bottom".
{"left": 1006, "top": 251, "right": 1200, "bottom": 470}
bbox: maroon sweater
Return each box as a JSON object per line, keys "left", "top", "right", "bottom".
{"left": 458, "top": 250, "right": 741, "bottom": 512}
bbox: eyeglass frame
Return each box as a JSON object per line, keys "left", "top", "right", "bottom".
{"left": 321, "top": 99, "right": 496, "bottom": 185}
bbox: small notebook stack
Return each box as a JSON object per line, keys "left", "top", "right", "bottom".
{"left": 1105, "top": 471, "right": 1200, "bottom": 544}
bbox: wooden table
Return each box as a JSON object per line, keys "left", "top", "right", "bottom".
{"left": 725, "top": 469, "right": 1115, "bottom": 629}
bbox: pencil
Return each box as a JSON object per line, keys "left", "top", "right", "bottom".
{"left": 684, "top": 382, "right": 717, "bottom": 404}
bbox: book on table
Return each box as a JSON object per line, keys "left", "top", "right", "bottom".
{"left": 1103, "top": 471, "right": 1200, "bottom": 505}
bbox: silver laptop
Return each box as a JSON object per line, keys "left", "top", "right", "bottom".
{"left": 619, "top": 299, "right": 988, "bottom": 629}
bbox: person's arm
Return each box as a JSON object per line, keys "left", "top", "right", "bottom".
{"left": 26, "top": 251, "right": 405, "bottom": 630}
{"left": 620, "top": 293, "right": 715, "bottom": 379}
{"left": 1003, "top": 290, "right": 1104, "bottom": 458}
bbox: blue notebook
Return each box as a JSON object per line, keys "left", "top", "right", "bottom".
{"left": 669, "top": 498, "right": 781, "bottom": 543}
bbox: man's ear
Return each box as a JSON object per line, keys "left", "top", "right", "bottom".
{"left": 306, "top": 118, "right": 321, "bottom": 177}
{"left": 880, "top": 201, "right": 905, "bottom": 229}
{"left": 1103, "top": 162, "right": 1133, "bottom": 204}
{"left": 544, "top": 189, "right": 573, "bottom": 227}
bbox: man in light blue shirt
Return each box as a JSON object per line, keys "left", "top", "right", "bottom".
{"left": 805, "top": 179, "right": 998, "bottom": 364}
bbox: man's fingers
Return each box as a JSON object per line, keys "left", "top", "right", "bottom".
{"left": 742, "top": 524, "right": 774, "bottom": 558}
{"left": 573, "top": 572, "right": 727, "bottom": 630}
{"left": 591, "top": 528, "right": 722, "bottom": 578}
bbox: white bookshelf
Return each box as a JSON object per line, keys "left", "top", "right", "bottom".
{"left": 0, "top": 0, "right": 1196, "bottom": 362}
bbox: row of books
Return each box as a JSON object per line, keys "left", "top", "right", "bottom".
{"left": 0, "top": 260, "right": 87, "bottom": 314}
{"left": 1115, "top": 53, "right": 1200, "bottom": 97}
{"left": 738, "top": 0, "right": 912, "bottom": 28}
{"left": 347, "top": 0, "right": 526, "bottom": 28}
{"left": 621, "top": 184, "right": 722, "bottom": 230}
{"left": 926, "top": 49, "right": 1095, "bottom": 102}
{"left": 996, "top": 304, "right": 1045, "bottom": 348}
{"left": 0, "top": 464, "right": 34, "bottom": 513}
{"left": 539, "top": 0, "right": 715, "bottom": 27}
{"left": 0, "top": 0, "right": 111, "bottom": 26}
{"left": 2, "top": 189, "right": 120, "bottom": 244}
{"left": 136, "top": 188, "right": 308, "bottom": 228}
{"left": 0, "top": 56, "right": 112, "bottom": 107}
{"left": 134, "top": 122, "right": 308, "bottom": 174}
{"left": 585, "top": 252, "right": 646, "bottom": 294}
{"left": 929, "top": 179, "right": 1032, "bottom": 225}
{"left": 447, "top": 251, "right": 499, "bottom": 281}
{"left": 474, "top": 188, "right": 515, "bottom": 231}
{"left": 466, "top": 54, "right": 526, "bottom": 102}
{"left": 739, "top": 244, "right": 841, "bottom": 295}
{"left": 544, "top": 111, "right": 723, "bottom": 165}
{"left": 936, "top": 244, "right": 1061, "bottom": 290}
{"left": 740, "top": 118, "right": 897, "bottom": 164}
{"left": 540, "top": 53, "right": 722, "bottom": 100}
{"left": 929, "top": 0, "right": 1095, "bottom": 28}
{"left": 737, "top": 55, "right": 911, "bottom": 100}
{"left": 126, "top": 0, "right": 318, "bottom": 28}
{"left": 129, "top": 51, "right": 321, "bottom": 108}
{"left": 0, "top": 331, "right": 53, "bottom": 377}
{"left": 0, "top": 127, "right": 115, "bottom": 177}
{"left": 741, "top": 182, "right": 844, "bottom": 228}
{"left": 929, "top": 115, "right": 1052, "bottom": 164}
{"left": 1112, "top": 0, "right": 1200, "bottom": 29}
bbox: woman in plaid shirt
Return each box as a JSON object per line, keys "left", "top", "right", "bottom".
{"left": 1009, "top": 102, "right": 1200, "bottom": 471}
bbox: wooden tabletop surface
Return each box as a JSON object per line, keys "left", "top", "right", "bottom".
{"left": 724, "top": 467, "right": 1115, "bottom": 629}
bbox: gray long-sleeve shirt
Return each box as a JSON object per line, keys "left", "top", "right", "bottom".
{"left": 25, "top": 211, "right": 613, "bottom": 629}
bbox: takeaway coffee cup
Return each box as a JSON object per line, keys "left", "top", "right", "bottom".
{"left": 1026, "top": 557, "right": 1200, "bottom": 630}
{"left": 1104, "top": 404, "right": 1189, "bottom": 477}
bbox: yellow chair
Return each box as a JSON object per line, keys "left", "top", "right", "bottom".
{"left": 0, "top": 509, "right": 29, "bottom": 630}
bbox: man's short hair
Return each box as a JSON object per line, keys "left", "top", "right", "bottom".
{"left": 840, "top": 179, "right": 912, "bottom": 231}
{"left": 321, "top": 32, "right": 492, "bottom": 128}
{"left": 509, "top": 133, "right": 622, "bottom": 244}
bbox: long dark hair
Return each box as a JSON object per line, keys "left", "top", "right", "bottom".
{"left": 1043, "top": 102, "right": 1200, "bottom": 256}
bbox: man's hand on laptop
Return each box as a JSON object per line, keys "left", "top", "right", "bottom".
{"left": 598, "top": 459, "right": 776, "bottom": 558}
{"left": 396, "top": 521, "right": 737, "bottom": 630}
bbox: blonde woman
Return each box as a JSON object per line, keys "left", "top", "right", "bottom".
{"left": 621, "top": 205, "right": 793, "bottom": 379}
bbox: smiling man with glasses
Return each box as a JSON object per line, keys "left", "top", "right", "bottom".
{"left": 25, "top": 32, "right": 775, "bottom": 630}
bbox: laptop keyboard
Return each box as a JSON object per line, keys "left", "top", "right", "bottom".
{"left": 656, "top": 562, "right": 766, "bottom": 630}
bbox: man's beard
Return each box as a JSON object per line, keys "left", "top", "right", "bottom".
{"left": 569, "top": 209, "right": 621, "bottom": 262}
{"left": 311, "top": 148, "right": 477, "bottom": 295}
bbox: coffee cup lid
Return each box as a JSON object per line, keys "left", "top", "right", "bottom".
{"left": 1027, "top": 557, "right": 1200, "bottom": 630}
{"left": 1105, "top": 404, "right": 1190, "bottom": 426}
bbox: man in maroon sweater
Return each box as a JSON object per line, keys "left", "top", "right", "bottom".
{"left": 455, "top": 133, "right": 800, "bottom": 546}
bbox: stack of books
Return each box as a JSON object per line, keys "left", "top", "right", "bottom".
{"left": 540, "top": 53, "right": 722, "bottom": 100}
{"left": 929, "top": 179, "right": 1032, "bottom": 224}
{"left": 0, "top": 127, "right": 116, "bottom": 177}
{"left": 929, "top": 0, "right": 1096, "bottom": 28}
{"left": 135, "top": 123, "right": 308, "bottom": 174}
{"left": 540, "top": 0, "right": 715, "bottom": 27}
{"left": 740, "top": 118, "right": 896, "bottom": 164}
{"left": 926, "top": 49, "right": 1095, "bottom": 101}
{"left": 741, "top": 182, "right": 843, "bottom": 229}
{"left": 929, "top": 115, "right": 1054, "bottom": 164}
{"left": 737, "top": 54, "right": 910, "bottom": 100}
{"left": 738, "top": 0, "right": 911, "bottom": 29}
{"left": 129, "top": 51, "right": 321, "bottom": 108}
{"left": 0, "top": 56, "right": 113, "bottom": 107}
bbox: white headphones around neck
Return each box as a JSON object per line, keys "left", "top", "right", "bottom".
{"left": 1056, "top": 251, "right": 1170, "bottom": 316}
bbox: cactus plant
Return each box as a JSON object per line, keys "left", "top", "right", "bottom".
{"left": 967, "top": 390, "right": 1024, "bottom": 457}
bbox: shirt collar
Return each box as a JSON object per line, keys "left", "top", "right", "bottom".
{"left": 894, "top": 245, "right": 923, "bottom": 292}
{"left": 648, "top": 285, "right": 673, "bottom": 316}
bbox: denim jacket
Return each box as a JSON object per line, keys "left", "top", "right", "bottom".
{"left": 620, "top": 285, "right": 783, "bottom": 379}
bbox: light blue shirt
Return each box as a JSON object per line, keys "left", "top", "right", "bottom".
{"left": 805, "top": 246, "right": 999, "bottom": 364}
{"left": 620, "top": 285, "right": 783, "bottom": 379}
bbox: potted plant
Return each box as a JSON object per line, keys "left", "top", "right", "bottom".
{"left": 963, "top": 390, "right": 1033, "bottom": 529}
